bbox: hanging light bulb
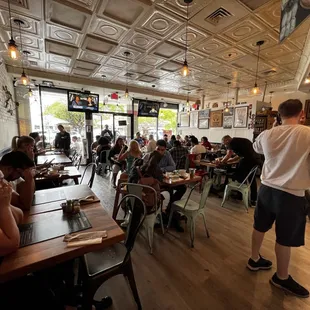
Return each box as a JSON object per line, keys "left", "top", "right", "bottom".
{"left": 251, "top": 40, "right": 264, "bottom": 95}
{"left": 181, "top": 60, "right": 189, "bottom": 77}
{"left": 125, "top": 87, "right": 129, "bottom": 98}
{"left": 20, "top": 70, "right": 29, "bottom": 86}
{"left": 28, "top": 87, "right": 33, "bottom": 97}
{"left": 305, "top": 77, "right": 310, "bottom": 84}
{"left": 7, "top": 0, "right": 19, "bottom": 60}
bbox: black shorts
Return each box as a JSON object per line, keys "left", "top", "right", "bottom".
{"left": 254, "top": 184, "right": 307, "bottom": 247}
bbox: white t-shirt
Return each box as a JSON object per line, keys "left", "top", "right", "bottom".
{"left": 191, "top": 144, "right": 206, "bottom": 154}
{"left": 253, "top": 125, "right": 310, "bottom": 197}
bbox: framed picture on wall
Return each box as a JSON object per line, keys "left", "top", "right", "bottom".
{"left": 198, "top": 118, "right": 209, "bottom": 129}
{"left": 190, "top": 111, "right": 198, "bottom": 128}
{"left": 223, "top": 107, "right": 234, "bottom": 129}
{"left": 179, "top": 112, "right": 189, "bottom": 127}
{"left": 210, "top": 110, "right": 223, "bottom": 128}
{"left": 234, "top": 106, "right": 248, "bottom": 128}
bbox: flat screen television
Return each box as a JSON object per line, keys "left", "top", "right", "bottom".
{"left": 118, "top": 120, "right": 127, "bottom": 126}
{"left": 137, "top": 100, "right": 160, "bottom": 117}
{"left": 68, "top": 91, "right": 99, "bottom": 112}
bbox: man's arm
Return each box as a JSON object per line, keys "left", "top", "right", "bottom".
{"left": 0, "top": 184, "right": 20, "bottom": 256}
{"left": 253, "top": 132, "right": 264, "bottom": 154}
{"left": 162, "top": 152, "right": 176, "bottom": 172}
{"left": 220, "top": 149, "right": 233, "bottom": 163}
{"left": 14, "top": 169, "right": 35, "bottom": 210}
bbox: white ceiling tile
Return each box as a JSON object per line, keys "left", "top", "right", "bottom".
{"left": 46, "top": 24, "right": 82, "bottom": 46}
{"left": 125, "top": 31, "right": 160, "bottom": 51}
{"left": 81, "top": 35, "right": 118, "bottom": 55}
{"left": 78, "top": 50, "right": 104, "bottom": 64}
{"left": 193, "top": 37, "right": 229, "bottom": 55}
{"left": 152, "top": 41, "right": 183, "bottom": 59}
{"left": 47, "top": 54, "right": 72, "bottom": 66}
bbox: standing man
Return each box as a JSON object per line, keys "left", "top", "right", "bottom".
{"left": 101, "top": 125, "right": 113, "bottom": 141}
{"left": 220, "top": 135, "right": 260, "bottom": 205}
{"left": 55, "top": 124, "right": 71, "bottom": 156}
{"left": 247, "top": 99, "right": 309, "bottom": 298}
{"left": 147, "top": 134, "right": 156, "bottom": 153}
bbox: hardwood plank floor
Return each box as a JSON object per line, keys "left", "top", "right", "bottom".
{"left": 88, "top": 172, "right": 310, "bottom": 310}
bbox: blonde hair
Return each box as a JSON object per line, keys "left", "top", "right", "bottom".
{"left": 128, "top": 140, "right": 141, "bottom": 158}
{"left": 11, "top": 136, "right": 35, "bottom": 151}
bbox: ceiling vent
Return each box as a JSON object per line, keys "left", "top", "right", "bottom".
{"left": 205, "top": 7, "right": 232, "bottom": 25}
{"left": 262, "top": 69, "right": 277, "bottom": 76}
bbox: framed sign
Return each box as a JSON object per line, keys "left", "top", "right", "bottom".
{"left": 210, "top": 110, "right": 223, "bottom": 128}
{"left": 234, "top": 106, "right": 248, "bottom": 128}
{"left": 190, "top": 111, "right": 198, "bottom": 128}
{"left": 198, "top": 109, "right": 210, "bottom": 119}
{"left": 179, "top": 112, "right": 189, "bottom": 127}
{"left": 198, "top": 118, "right": 209, "bottom": 129}
{"left": 223, "top": 108, "right": 234, "bottom": 129}
{"left": 280, "top": 0, "right": 310, "bottom": 42}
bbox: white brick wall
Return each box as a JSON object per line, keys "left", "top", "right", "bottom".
{"left": 0, "top": 61, "right": 18, "bottom": 149}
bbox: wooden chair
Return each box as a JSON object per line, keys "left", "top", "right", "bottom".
{"left": 79, "top": 194, "right": 146, "bottom": 310}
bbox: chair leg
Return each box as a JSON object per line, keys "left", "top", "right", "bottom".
{"left": 159, "top": 212, "right": 165, "bottom": 235}
{"left": 124, "top": 259, "right": 142, "bottom": 310}
{"left": 81, "top": 282, "right": 97, "bottom": 310}
{"left": 147, "top": 226, "right": 154, "bottom": 254}
{"left": 189, "top": 216, "right": 196, "bottom": 248}
{"left": 242, "top": 190, "right": 249, "bottom": 213}
{"left": 221, "top": 186, "right": 230, "bottom": 207}
{"left": 200, "top": 212, "right": 210, "bottom": 238}
{"left": 166, "top": 208, "right": 174, "bottom": 231}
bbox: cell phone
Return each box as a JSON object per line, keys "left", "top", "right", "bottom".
{"left": 276, "top": 113, "right": 282, "bottom": 125}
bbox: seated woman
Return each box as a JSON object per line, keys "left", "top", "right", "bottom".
{"left": 108, "top": 137, "right": 126, "bottom": 187}
{"left": 11, "top": 135, "right": 35, "bottom": 161}
{"left": 118, "top": 140, "right": 141, "bottom": 181}
{"left": 201, "top": 136, "right": 212, "bottom": 150}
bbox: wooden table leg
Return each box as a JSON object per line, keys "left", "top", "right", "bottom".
{"left": 113, "top": 187, "right": 121, "bottom": 220}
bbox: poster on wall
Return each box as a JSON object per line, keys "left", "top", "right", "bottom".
{"left": 198, "top": 109, "right": 210, "bottom": 119}
{"left": 223, "top": 108, "right": 234, "bottom": 129}
{"left": 198, "top": 118, "right": 209, "bottom": 129}
{"left": 280, "top": 0, "right": 310, "bottom": 42}
{"left": 190, "top": 111, "right": 198, "bottom": 128}
{"left": 234, "top": 106, "right": 248, "bottom": 128}
{"left": 179, "top": 112, "right": 189, "bottom": 127}
{"left": 210, "top": 110, "right": 223, "bottom": 128}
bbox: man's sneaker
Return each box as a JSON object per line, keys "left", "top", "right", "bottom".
{"left": 270, "top": 273, "right": 309, "bottom": 298}
{"left": 247, "top": 255, "right": 272, "bottom": 271}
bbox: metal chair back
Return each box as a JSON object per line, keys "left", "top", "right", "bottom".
{"left": 238, "top": 165, "right": 259, "bottom": 189}
{"left": 80, "top": 163, "right": 97, "bottom": 188}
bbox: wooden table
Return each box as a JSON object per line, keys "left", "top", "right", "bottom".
{"left": 161, "top": 174, "right": 202, "bottom": 187}
{"left": 35, "top": 166, "right": 81, "bottom": 185}
{"left": 0, "top": 197, "right": 124, "bottom": 283}
{"left": 199, "top": 161, "right": 217, "bottom": 168}
{"left": 37, "top": 154, "right": 72, "bottom": 165}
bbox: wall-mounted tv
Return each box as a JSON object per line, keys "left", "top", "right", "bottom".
{"left": 68, "top": 91, "right": 99, "bottom": 112}
{"left": 137, "top": 100, "right": 160, "bottom": 117}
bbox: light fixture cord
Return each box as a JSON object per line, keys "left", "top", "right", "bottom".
{"left": 8, "top": 0, "right": 13, "bottom": 38}
{"left": 185, "top": 2, "right": 189, "bottom": 61}
{"left": 126, "top": 53, "right": 128, "bottom": 89}
{"left": 226, "top": 84, "right": 230, "bottom": 103}
{"left": 255, "top": 44, "right": 261, "bottom": 85}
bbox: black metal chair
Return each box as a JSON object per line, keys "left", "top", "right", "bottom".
{"left": 96, "top": 150, "right": 111, "bottom": 176}
{"left": 79, "top": 194, "right": 146, "bottom": 310}
{"left": 74, "top": 154, "right": 82, "bottom": 170}
{"left": 80, "top": 163, "right": 97, "bottom": 188}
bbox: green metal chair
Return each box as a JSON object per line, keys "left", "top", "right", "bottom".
{"left": 221, "top": 165, "right": 258, "bottom": 212}
{"left": 167, "top": 180, "right": 213, "bottom": 248}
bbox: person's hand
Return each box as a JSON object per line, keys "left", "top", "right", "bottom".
{"left": 0, "top": 181, "right": 13, "bottom": 207}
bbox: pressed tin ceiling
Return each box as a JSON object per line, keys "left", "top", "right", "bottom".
{"left": 0, "top": 0, "right": 309, "bottom": 100}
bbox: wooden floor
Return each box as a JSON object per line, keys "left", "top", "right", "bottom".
{"left": 88, "top": 172, "right": 310, "bottom": 310}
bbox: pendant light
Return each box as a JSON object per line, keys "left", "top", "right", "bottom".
{"left": 251, "top": 40, "right": 264, "bottom": 95}
{"left": 15, "top": 19, "right": 29, "bottom": 86}
{"left": 124, "top": 51, "right": 130, "bottom": 98}
{"left": 224, "top": 82, "right": 231, "bottom": 113}
{"left": 7, "top": 0, "right": 19, "bottom": 60}
{"left": 181, "top": 0, "right": 193, "bottom": 77}
{"left": 269, "top": 91, "right": 274, "bottom": 104}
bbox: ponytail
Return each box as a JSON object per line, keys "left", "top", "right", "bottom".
{"left": 11, "top": 135, "right": 35, "bottom": 151}
{"left": 11, "top": 136, "right": 20, "bottom": 150}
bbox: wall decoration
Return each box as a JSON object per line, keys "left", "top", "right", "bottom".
{"left": 223, "top": 107, "right": 234, "bottom": 129}
{"left": 234, "top": 106, "right": 248, "bottom": 128}
{"left": 198, "top": 118, "right": 209, "bottom": 129}
{"left": 198, "top": 109, "right": 210, "bottom": 119}
{"left": 190, "top": 111, "right": 198, "bottom": 128}
{"left": 210, "top": 110, "right": 223, "bottom": 128}
{"left": 180, "top": 112, "right": 190, "bottom": 127}
{"left": 280, "top": 0, "right": 310, "bottom": 42}
{"left": 212, "top": 102, "right": 218, "bottom": 108}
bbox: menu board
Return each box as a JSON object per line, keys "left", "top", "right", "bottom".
{"left": 190, "top": 111, "right": 198, "bottom": 128}
{"left": 210, "top": 110, "right": 223, "bottom": 128}
{"left": 223, "top": 108, "right": 234, "bottom": 129}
